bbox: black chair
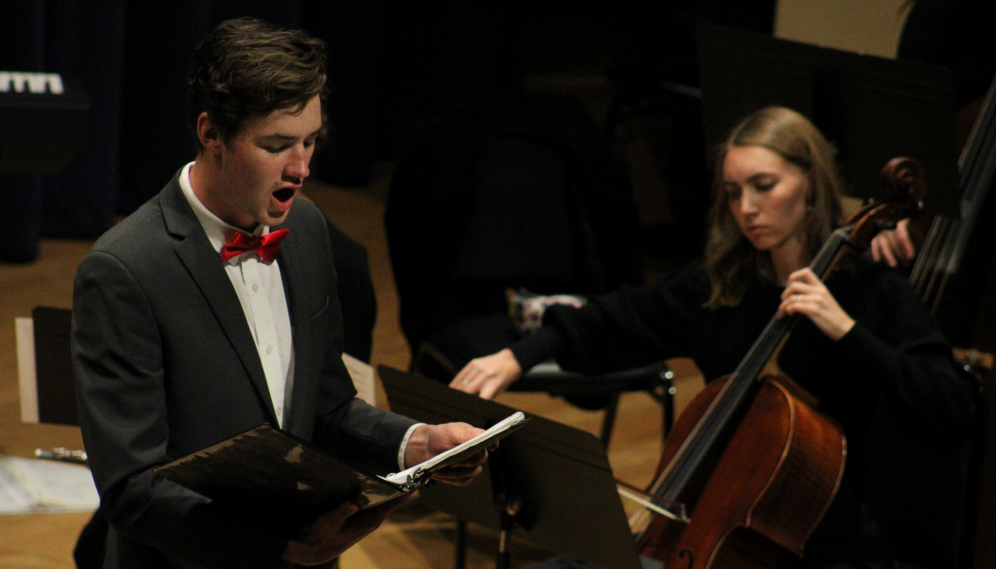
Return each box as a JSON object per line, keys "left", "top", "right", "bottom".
{"left": 412, "top": 342, "right": 676, "bottom": 448}
{"left": 385, "top": 91, "right": 644, "bottom": 358}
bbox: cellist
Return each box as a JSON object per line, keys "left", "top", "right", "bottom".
{"left": 451, "top": 106, "right": 974, "bottom": 568}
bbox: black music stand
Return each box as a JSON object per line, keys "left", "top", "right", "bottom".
{"left": 17, "top": 306, "right": 78, "bottom": 426}
{"left": 378, "top": 365, "right": 643, "bottom": 569}
{"left": 696, "top": 23, "right": 960, "bottom": 217}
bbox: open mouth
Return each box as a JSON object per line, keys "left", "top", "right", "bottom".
{"left": 273, "top": 188, "right": 295, "bottom": 203}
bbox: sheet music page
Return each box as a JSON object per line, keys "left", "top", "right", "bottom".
{"left": 380, "top": 411, "right": 529, "bottom": 487}
{"left": 343, "top": 353, "right": 375, "bottom": 406}
{"left": 0, "top": 456, "right": 99, "bottom": 513}
{"left": 15, "top": 317, "right": 39, "bottom": 424}
{"left": 0, "top": 461, "right": 35, "bottom": 513}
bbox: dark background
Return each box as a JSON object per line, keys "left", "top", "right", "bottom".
{"left": 2, "top": 0, "right": 993, "bottom": 264}
{"left": 0, "top": 0, "right": 780, "bottom": 263}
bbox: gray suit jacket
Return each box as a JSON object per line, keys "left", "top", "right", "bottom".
{"left": 72, "top": 173, "right": 416, "bottom": 569}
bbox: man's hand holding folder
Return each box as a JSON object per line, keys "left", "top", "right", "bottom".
{"left": 404, "top": 422, "right": 495, "bottom": 487}
{"left": 283, "top": 494, "right": 411, "bottom": 567}
{"left": 284, "top": 422, "right": 496, "bottom": 566}
{"left": 282, "top": 420, "right": 500, "bottom": 566}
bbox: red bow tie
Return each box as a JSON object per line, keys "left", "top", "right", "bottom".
{"left": 219, "top": 228, "right": 289, "bottom": 264}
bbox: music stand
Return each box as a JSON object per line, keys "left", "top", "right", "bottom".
{"left": 16, "top": 306, "right": 78, "bottom": 426}
{"left": 378, "top": 365, "right": 642, "bottom": 569}
{"left": 696, "top": 23, "right": 960, "bottom": 217}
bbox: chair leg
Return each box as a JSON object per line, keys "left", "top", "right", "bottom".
{"left": 599, "top": 392, "right": 622, "bottom": 449}
{"left": 661, "top": 367, "right": 676, "bottom": 440}
{"left": 454, "top": 518, "right": 467, "bottom": 569}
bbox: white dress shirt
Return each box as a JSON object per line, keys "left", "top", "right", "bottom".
{"left": 179, "top": 163, "right": 294, "bottom": 428}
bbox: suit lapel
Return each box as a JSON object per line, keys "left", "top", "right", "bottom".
{"left": 274, "top": 222, "right": 313, "bottom": 437}
{"left": 160, "top": 177, "right": 278, "bottom": 424}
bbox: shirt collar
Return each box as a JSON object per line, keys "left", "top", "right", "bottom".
{"left": 178, "top": 162, "right": 269, "bottom": 263}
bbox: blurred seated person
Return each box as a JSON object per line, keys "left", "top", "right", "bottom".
{"left": 452, "top": 106, "right": 973, "bottom": 568}
{"left": 876, "top": 0, "right": 996, "bottom": 268}
{"left": 870, "top": 217, "right": 916, "bottom": 267}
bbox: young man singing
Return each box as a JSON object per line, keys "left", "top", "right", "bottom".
{"left": 73, "top": 18, "right": 487, "bottom": 568}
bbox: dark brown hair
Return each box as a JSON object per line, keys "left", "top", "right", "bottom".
{"left": 188, "top": 17, "right": 327, "bottom": 149}
{"left": 703, "top": 106, "right": 845, "bottom": 308}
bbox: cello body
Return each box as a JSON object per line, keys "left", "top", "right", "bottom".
{"left": 637, "top": 375, "right": 846, "bottom": 568}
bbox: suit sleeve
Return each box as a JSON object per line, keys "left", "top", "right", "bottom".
{"left": 73, "top": 251, "right": 292, "bottom": 569}
{"left": 308, "top": 206, "right": 417, "bottom": 474}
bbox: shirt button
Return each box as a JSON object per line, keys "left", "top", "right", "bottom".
{"left": 276, "top": 406, "right": 282, "bottom": 416}
{"left": 252, "top": 284, "right": 259, "bottom": 292}
{"left": 266, "top": 346, "right": 272, "bottom": 355}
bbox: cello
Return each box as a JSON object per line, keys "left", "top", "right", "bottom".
{"left": 628, "top": 158, "right": 927, "bottom": 568}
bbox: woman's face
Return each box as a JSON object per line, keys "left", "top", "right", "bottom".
{"left": 722, "top": 145, "right": 811, "bottom": 256}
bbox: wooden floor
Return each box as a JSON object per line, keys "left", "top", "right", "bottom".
{"left": 0, "top": 156, "right": 704, "bottom": 568}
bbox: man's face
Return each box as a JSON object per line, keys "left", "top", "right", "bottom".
{"left": 213, "top": 95, "right": 323, "bottom": 231}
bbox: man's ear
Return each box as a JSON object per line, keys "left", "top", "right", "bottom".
{"left": 196, "top": 112, "right": 223, "bottom": 154}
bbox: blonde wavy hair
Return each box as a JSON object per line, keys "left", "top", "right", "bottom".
{"left": 704, "top": 106, "right": 844, "bottom": 308}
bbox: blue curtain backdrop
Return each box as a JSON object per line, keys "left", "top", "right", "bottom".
{"left": 0, "top": 1, "right": 126, "bottom": 261}
{"left": 0, "top": 2, "right": 48, "bottom": 262}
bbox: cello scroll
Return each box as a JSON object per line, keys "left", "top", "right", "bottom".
{"left": 845, "top": 157, "right": 926, "bottom": 254}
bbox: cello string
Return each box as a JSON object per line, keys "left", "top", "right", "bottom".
{"left": 916, "top": 216, "right": 954, "bottom": 306}
{"left": 910, "top": 214, "right": 947, "bottom": 298}
{"left": 925, "top": 221, "right": 963, "bottom": 311}
{"left": 938, "top": 93, "right": 996, "bottom": 285}
{"left": 912, "top": 73, "right": 996, "bottom": 311}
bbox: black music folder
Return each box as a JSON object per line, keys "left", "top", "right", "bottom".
{"left": 154, "top": 414, "right": 526, "bottom": 527}
{"left": 379, "top": 365, "right": 643, "bottom": 569}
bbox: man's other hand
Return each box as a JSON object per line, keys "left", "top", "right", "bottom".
{"left": 282, "top": 494, "right": 409, "bottom": 566}
{"left": 403, "top": 423, "right": 491, "bottom": 486}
